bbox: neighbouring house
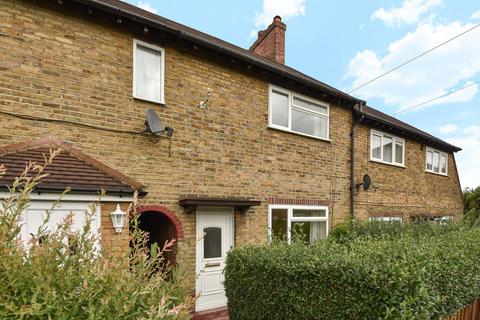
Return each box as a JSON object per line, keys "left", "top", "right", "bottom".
{"left": 0, "top": 0, "right": 463, "bottom": 313}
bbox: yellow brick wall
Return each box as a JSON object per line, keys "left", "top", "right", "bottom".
{"left": 354, "top": 124, "right": 463, "bottom": 220}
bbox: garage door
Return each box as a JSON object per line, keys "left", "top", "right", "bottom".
{"left": 19, "top": 201, "right": 101, "bottom": 247}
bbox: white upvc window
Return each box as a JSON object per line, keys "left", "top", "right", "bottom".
{"left": 268, "top": 205, "right": 329, "bottom": 244}
{"left": 368, "top": 216, "right": 403, "bottom": 222}
{"left": 426, "top": 147, "right": 448, "bottom": 175}
{"left": 268, "top": 85, "right": 330, "bottom": 140}
{"left": 133, "top": 39, "right": 165, "bottom": 104}
{"left": 370, "top": 130, "right": 405, "bottom": 167}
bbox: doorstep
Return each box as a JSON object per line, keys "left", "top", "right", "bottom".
{"left": 191, "top": 307, "right": 229, "bottom": 320}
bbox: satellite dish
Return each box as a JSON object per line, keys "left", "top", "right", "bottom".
{"left": 145, "top": 107, "right": 165, "bottom": 135}
{"left": 362, "top": 174, "right": 372, "bottom": 191}
{"left": 356, "top": 174, "right": 372, "bottom": 191}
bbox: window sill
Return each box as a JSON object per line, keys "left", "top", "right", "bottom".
{"left": 133, "top": 96, "right": 166, "bottom": 106}
{"left": 425, "top": 170, "right": 448, "bottom": 177}
{"left": 369, "top": 158, "right": 405, "bottom": 168}
{"left": 268, "top": 126, "right": 331, "bottom": 143}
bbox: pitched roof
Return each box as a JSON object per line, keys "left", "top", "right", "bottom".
{"left": 0, "top": 136, "right": 145, "bottom": 195}
{"left": 49, "top": 0, "right": 460, "bottom": 153}
{"left": 361, "top": 106, "right": 461, "bottom": 152}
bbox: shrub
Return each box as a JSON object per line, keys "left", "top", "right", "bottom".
{"left": 329, "top": 219, "right": 462, "bottom": 244}
{"left": 225, "top": 224, "right": 480, "bottom": 320}
{"left": 0, "top": 150, "right": 191, "bottom": 319}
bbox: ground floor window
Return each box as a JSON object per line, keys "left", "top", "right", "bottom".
{"left": 268, "top": 205, "right": 328, "bottom": 243}
{"left": 368, "top": 216, "right": 403, "bottom": 222}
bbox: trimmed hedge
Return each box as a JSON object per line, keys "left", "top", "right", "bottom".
{"left": 225, "top": 226, "right": 480, "bottom": 320}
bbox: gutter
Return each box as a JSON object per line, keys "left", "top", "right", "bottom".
{"left": 350, "top": 103, "right": 365, "bottom": 219}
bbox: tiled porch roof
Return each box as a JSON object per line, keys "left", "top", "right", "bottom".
{"left": 0, "top": 136, "right": 144, "bottom": 196}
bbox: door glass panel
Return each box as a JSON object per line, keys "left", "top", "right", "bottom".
{"left": 203, "top": 227, "right": 222, "bottom": 259}
{"left": 271, "top": 209, "right": 288, "bottom": 240}
{"left": 271, "top": 90, "right": 289, "bottom": 127}
{"left": 291, "top": 221, "right": 327, "bottom": 243}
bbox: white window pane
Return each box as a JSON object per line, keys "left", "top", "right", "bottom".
{"left": 395, "top": 141, "right": 404, "bottom": 164}
{"left": 135, "top": 45, "right": 162, "bottom": 102}
{"left": 292, "top": 209, "right": 327, "bottom": 218}
{"left": 433, "top": 152, "right": 440, "bottom": 173}
{"left": 371, "top": 134, "right": 382, "bottom": 159}
{"left": 291, "top": 221, "right": 327, "bottom": 243}
{"left": 383, "top": 136, "right": 393, "bottom": 163}
{"left": 271, "top": 209, "right": 288, "bottom": 240}
{"left": 270, "top": 90, "right": 289, "bottom": 127}
{"left": 427, "top": 151, "right": 433, "bottom": 171}
{"left": 292, "top": 96, "right": 327, "bottom": 115}
{"left": 440, "top": 154, "right": 447, "bottom": 174}
{"left": 291, "top": 108, "right": 327, "bottom": 138}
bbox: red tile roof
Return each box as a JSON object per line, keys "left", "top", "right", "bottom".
{"left": 0, "top": 136, "right": 144, "bottom": 195}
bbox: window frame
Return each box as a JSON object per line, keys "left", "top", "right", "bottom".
{"left": 369, "top": 130, "right": 405, "bottom": 167}
{"left": 133, "top": 39, "right": 166, "bottom": 104}
{"left": 268, "top": 204, "right": 329, "bottom": 244}
{"left": 425, "top": 147, "right": 448, "bottom": 176}
{"left": 368, "top": 216, "right": 403, "bottom": 222}
{"left": 268, "top": 85, "right": 330, "bottom": 141}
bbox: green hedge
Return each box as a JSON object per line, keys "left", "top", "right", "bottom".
{"left": 225, "top": 226, "right": 480, "bottom": 320}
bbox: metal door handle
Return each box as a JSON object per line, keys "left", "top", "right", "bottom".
{"left": 205, "top": 262, "right": 221, "bottom": 268}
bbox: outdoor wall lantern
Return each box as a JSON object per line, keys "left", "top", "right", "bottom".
{"left": 110, "top": 204, "right": 127, "bottom": 233}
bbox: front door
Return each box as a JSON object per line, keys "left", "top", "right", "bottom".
{"left": 195, "top": 207, "right": 234, "bottom": 311}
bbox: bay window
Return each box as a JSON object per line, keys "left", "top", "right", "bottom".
{"left": 426, "top": 147, "right": 448, "bottom": 175}
{"left": 370, "top": 130, "right": 405, "bottom": 166}
{"left": 269, "top": 205, "right": 329, "bottom": 243}
{"left": 269, "top": 85, "right": 329, "bottom": 140}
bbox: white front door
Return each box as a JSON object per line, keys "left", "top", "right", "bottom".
{"left": 195, "top": 207, "right": 234, "bottom": 312}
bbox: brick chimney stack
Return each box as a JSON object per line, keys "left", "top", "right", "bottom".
{"left": 249, "top": 16, "right": 286, "bottom": 64}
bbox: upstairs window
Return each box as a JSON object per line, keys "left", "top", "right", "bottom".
{"left": 269, "top": 85, "right": 329, "bottom": 140}
{"left": 133, "top": 39, "right": 165, "bottom": 104}
{"left": 426, "top": 147, "right": 448, "bottom": 175}
{"left": 370, "top": 130, "right": 405, "bottom": 166}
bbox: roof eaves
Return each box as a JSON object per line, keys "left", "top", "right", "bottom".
{"left": 362, "top": 109, "right": 461, "bottom": 152}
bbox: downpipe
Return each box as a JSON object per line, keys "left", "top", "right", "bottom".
{"left": 350, "top": 103, "right": 365, "bottom": 219}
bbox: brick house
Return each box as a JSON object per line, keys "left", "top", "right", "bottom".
{"left": 0, "top": 0, "right": 463, "bottom": 312}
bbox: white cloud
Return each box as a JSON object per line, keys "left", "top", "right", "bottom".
{"left": 439, "top": 124, "right": 458, "bottom": 135}
{"left": 137, "top": 1, "right": 158, "bottom": 14}
{"left": 254, "top": 0, "right": 305, "bottom": 29}
{"left": 472, "top": 10, "right": 480, "bottom": 20}
{"left": 446, "top": 125, "right": 480, "bottom": 189}
{"left": 372, "top": 0, "right": 443, "bottom": 27}
{"left": 346, "top": 21, "right": 480, "bottom": 113}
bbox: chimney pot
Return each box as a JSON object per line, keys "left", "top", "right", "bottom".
{"left": 249, "top": 16, "right": 286, "bottom": 64}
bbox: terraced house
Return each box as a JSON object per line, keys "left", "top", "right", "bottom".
{"left": 0, "top": 0, "right": 463, "bottom": 313}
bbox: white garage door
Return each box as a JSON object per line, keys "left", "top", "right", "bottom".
{"left": 19, "top": 201, "right": 101, "bottom": 247}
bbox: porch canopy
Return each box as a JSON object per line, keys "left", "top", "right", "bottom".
{"left": 179, "top": 196, "right": 261, "bottom": 213}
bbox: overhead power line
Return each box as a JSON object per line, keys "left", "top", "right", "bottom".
{"left": 348, "top": 23, "right": 480, "bottom": 94}
{"left": 395, "top": 79, "right": 480, "bottom": 115}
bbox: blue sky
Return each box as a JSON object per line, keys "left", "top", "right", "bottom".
{"left": 129, "top": 0, "right": 480, "bottom": 189}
